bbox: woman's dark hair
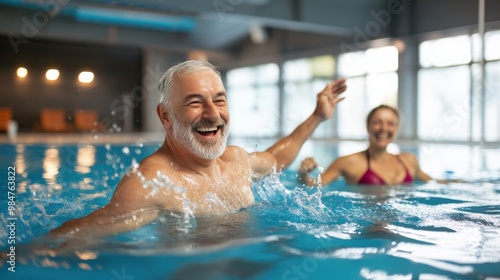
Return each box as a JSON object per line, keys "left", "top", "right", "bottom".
{"left": 366, "top": 105, "right": 400, "bottom": 127}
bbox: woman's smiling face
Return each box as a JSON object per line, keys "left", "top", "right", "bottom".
{"left": 367, "top": 107, "right": 400, "bottom": 148}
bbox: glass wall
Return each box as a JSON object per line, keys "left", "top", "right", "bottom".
{"left": 485, "top": 60, "right": 500, "bottom": 141}
{"left": 226, "top": 63, "right": 280, "bottom": 138}
{"left": 484, "top": 30, "right": 500, "bottom": 142}
{"left": 337, "top": 46, "right": 399, "bottom": 139}
{"left": 282, "top": 55, "right": 335, "bottom": 138}
{"left": 224, "top": 29, "right": 499, "bottom": 144}
{"left": 418, "top": 31, "right": 500, "bottom": 142}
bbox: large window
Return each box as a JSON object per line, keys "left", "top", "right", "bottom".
{"left": 224, "top": 29, "right": 499, "bottom": 144}
{"left": 484, "top": 30, "right": 500, "bottom": 142}
{"left": 337, "top": 46, "right": 399, "bottom": 139}
{"left": 418, "top": 65, "right": 471, "bottom": 140}
{"left": 418, "top": 31, "right": 500, "bottom": 142}
{"left": 226, "top": 63, "right": 279, "bottom": 138}
{"left": 282, "top": 55, "right": 335, "bottom": 138}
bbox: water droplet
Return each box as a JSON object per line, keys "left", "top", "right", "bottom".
{"left": 105, "top": 144, "right": 111, "bottom": 150}
{"left": 131, "top": 159, "right": 139, "bottom": 169}
{"left": 254, "top": 144, "right": 259, "bottom": 148}
{"left": 111, "top": 111, "right": 115, "bottom": 115}
{"left": 122, "top": 147, "right": 130, "bottom": 155}
{"left": 135, "top": 149, "right": 141, "bottom": 155}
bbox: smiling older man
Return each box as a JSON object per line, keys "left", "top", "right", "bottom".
{"left": 49, "top": 60, "right": 347, "bottom": 241}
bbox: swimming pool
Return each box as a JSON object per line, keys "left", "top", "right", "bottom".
{"left": 1, "top": 140, "right": 499, "bottom": 279}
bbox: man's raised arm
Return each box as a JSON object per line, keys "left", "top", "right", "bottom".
{"left": 250, "top": 78, "right": 347, "bottom": 176}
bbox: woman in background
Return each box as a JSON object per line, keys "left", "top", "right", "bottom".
{"left": 299, "top": 105, "right": 436, "bottom": 186}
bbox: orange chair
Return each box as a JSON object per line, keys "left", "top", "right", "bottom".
{"left": 74, "top": 109, "right": 99, "bottom": 131}
{"left": 0, "top": 108, "right": 13, "bottom": 132}
{"left": 40, "top": 109, "right": 71, "bottom": 132}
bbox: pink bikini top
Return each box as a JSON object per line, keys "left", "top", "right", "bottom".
{"left": 357, "top": 151, "right": 413, "bottom": 185}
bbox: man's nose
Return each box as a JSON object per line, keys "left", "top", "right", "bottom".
{"left": 202, "top": 101, "right": 219, "bottom": 119}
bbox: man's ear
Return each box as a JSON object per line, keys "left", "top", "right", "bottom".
{"left": 156, "top": 104, "right": 172, "bottom": 129}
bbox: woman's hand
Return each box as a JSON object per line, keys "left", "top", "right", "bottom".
{"left": 298, "top": 157, "right": 320, "bottom": 186}
{"left": 300, "top": 157, "right": 318, "bottom": 174}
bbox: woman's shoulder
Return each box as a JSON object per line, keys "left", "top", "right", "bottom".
{"left": 398, "top": 152, "right": 420, "bottom": 168}
{"left": 335, "top": 151, "right": 366, "bottom": 165}
{"left": 398, "top": 152, "right": 418, "bottom": 161}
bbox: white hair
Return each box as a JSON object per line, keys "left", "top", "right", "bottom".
{"left": 158, "top": 60, "right": 221, "bottom": 110}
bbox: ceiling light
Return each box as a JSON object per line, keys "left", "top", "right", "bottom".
{"left": 17, "top": 67, "right": 28, "bottom": 78}
{"left": 46, "top": 69, "right": 60, "bottom": 81}
{"left": 78, "top": 71, "right": 94, "bottom": 83}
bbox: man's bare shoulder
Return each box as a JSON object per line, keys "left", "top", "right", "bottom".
{"left": 134, "top": 151, "right": 174, "bottom": 180}
{"left": 218, "top": 146, "right": 255, "bottom": 172}
{"left": 220, "top": 145, "right": 251, "bottom": 161}
{"left": 116, "top": 152, "right": 179, "bottom": 205}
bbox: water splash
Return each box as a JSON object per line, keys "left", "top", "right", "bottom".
{"left": 252, "top": 172, "right": 336, "bottom": 228}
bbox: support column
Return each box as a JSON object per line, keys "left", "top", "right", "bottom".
{"left": 141, "top": 49, "right": 184, "bottom": 132}
{"left": 397, "top": 36, "right": 419, "bottom": 140}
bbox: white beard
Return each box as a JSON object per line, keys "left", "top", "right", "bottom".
{"left": 171, "top": 114, "right": 228, "bottom": 160}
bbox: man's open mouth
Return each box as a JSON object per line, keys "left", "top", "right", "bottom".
{"left": 195, "top": 125, "right": 222, "bottom": 136}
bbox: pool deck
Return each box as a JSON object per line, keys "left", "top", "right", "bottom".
{"left": 0, "top": 132, "right": 166, "bottom": 144}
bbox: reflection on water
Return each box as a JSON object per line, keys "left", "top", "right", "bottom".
{"left": 43, "top": 147, "right": 61, "bottom": 191}
{"left": 15, "top": 144, "right": 26, "bottom": 177}
{"left": 75, "top": 145, "right": 96, "bottom": 174}
{"left": 153, "top": 211, "right": 259, "bottom": 252}
{"left": 170, "top": 258, "right": 273, "bottom": 280}
{"left": 15, "top": 144, "right": 28, "bottom": 194}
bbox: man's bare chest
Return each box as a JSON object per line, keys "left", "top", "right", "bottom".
{"left": 160, "top": 171, "right": 255, "bottom": 215}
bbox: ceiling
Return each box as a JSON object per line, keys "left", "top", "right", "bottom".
{"left": 1, "top": 0, "right": 499, "bottom": 57}
{"left": 0, "top": 0, "right": 391, "bottom": 54}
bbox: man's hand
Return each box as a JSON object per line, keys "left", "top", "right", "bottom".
{"left": 256, "top": 78, "right": 347, "bottom": 175}
{"left": 313, "top": 78, "right": 347, "bottom": 121}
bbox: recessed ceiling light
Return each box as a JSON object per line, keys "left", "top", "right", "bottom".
{"left": 79, "top": 71, "right": 94, "bottom": 83}
{"left": 46, "top": 69, "right": 60, "bottom": 81}
{"left": 17, "top": 67, "right": 28, "bottom": 78}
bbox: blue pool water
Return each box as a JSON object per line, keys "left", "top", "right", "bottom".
{"left": 1, "top": 142, "right": 499, "bottom": 279}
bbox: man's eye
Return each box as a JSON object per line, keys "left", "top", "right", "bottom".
{"left": 189, "top": 101, "right": 202, "bottom": 106}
